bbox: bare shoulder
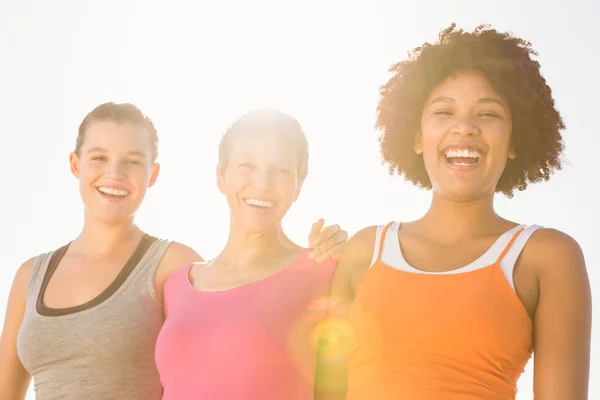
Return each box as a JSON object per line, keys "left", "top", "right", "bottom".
{"left": 163, "top": 241, "right": 203, "bottom": 262}
{"left": 521, "top": 227, "right": 586, "bottom": 276}
{"left": 0, "top": 257, "right": 37, "bottom": 397}
{"left": 348, "top": 226, "right": 379, "bottom": 250}
{"left": 16, "top": 257, "right": 36, "bottom": 278}
{"left": 522, "top": 228, "right": 591, "bottom": 398}
{"left": 3, "top": 256, "right": 37, "bottom": 318}
{"left": 338, "top": 225, "right": 378, "bottom": 269}
{"left": 157, "top": 241, "right": 203, "bottom": 275}
{"left": 518, "top": 227, "right": 589, "bottom": 309}
{"left": 526, "top": 227, "right": 583, "bottom": 253}
{"left": 153, "top": 241, "right": 203, "bottom": 301}
{"left": 11, "top": 257, "right": 37, "bottom": 296}
{"left": 335, "top": 225, "right": 379, "bottom": 294}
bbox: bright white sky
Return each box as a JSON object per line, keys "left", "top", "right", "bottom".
{"left": 1, "top": 0, "right": 598, "bottom": 398}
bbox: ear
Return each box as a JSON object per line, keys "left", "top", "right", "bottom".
{"left": 69, "top": 152, "right": 80, "bottom": 178}
{"left": 216, "top": 164, "right": 226, "bottom": 194}
{"left": 507, "top": 146, "right": 517, "bottom": 160}
{"left": 148, "top": 163, "right": 160, "bottom": 187}
{"left": 414, "top": 133, "right": 424, "bottom": 155}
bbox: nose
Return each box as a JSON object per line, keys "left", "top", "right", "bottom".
{"left": 106, "top": 161, "right": 126, "bottom": 179}
{"left": 254, "top": 168, "right": 275, "bottom": 188}
{"left": 452, "top": 117, "right": 480, "bottom": 136}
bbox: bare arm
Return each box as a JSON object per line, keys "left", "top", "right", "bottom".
{"left": 153, "top": 242, "right": 203, "bottom": 303}
{"left": 530, "top": 229, "right": 591, "bottom": 399}
{"left": 0, "top": 259, "right": 35, "bottom": 399}
{"left": 314, "top": 226, "right": 376, "bottom": 399}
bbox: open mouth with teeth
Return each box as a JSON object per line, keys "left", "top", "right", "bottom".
{"left": 244, "top": 198, "right": 275, "bottom": 209}
{"left": 96, "top": 186, "right": 130, "bottom": 198}
{"left": 442, "top": 148, "right": 483, "bottom": 166}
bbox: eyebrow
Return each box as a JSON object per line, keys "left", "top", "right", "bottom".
{"left": 429, "top": 96, "right": 506, "bottom": 107}
{"left": 86, "top": 147, "right": 146, "bottom": 158}
{"left": 236, "top": 153, "right": 295, "bottom": 166}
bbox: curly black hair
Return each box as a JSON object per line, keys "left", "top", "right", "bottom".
{"left": 376, "top": 24, "right": 565, "bottom": 197}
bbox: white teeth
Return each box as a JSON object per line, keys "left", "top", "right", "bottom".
{"left": 97, "top": 186, "right": 130, "bottom": 197}
{"left": 244, "top": 198, "right": 274, "bottom": 208}
{"left": 444, "top": 148, "right": 482, "bottom": 159}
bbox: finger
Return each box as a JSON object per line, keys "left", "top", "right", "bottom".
{"left": 311, "top": 224, "right": 340, "bottom": 248}
{"left": 308, "top": 218, "right": 325, "bottom": 246}
{"left": 317, "top": 229, "right": 347, "bottom": 253}
{"left": 315, "top": 243, "right": 345, "bottom": 264}
{"left": 310, "top": 232, "right": 347, "bottom": 261}
{"left": 333, "top": 229, "right": 348, "bottom": 243}
{"left": 309, "top": 228, "right": 346, "bottom": 258}
{"left": 309, "top": 226, "right": 339, "bottom": 259}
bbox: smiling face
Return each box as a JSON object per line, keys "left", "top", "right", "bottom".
{"left": 217, "top": 131, "right": 302, "bottom": 235}
{"left": 69, "top": 121, "right": 159, "bottom": 225}
{"left": 416, "top": 69, "right": 516, "bottom": 201}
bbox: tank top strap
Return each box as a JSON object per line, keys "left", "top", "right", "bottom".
{"left": 25, "top": 247, "right": 67, "bottom": 307}
{"left": 494, "top": 227, "right": 525, "bottom": 265}
{"left": 134, "top": 237, "right": 173, "bottom": 302}
{"left": 375, "top": 222, "right": 395, "bottom": 262}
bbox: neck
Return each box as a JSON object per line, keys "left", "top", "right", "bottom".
{"left": 420, "top": 192, "right": 505, "bottom": 237}
{"left": 71, "top": 213, "right": 142, "bottom": 257}
{"left": 216, "top": 221, "right": 297, "bottom": 268}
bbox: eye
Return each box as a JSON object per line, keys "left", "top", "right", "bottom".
{"left": 479, "top": 111, "right": 503, "bottom": 119}
{"left": 433, "top": 109, "right": 453, "bottom": 116}
{"left": 91, "top": 155, "right": 107, "bottom": 162}
{"left": 127, "top": 160, "right": 143, "bottom": 165}
{"left": 239, "top": 162, "right": 253, "bottom": 169}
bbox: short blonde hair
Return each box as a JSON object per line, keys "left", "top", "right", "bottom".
{"left": 218, "top": 108, "right": 309, "bottom": 183}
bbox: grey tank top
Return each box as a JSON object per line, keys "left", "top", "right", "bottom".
{"left": 16, "top": 235, "right": 172, "bottom": 400}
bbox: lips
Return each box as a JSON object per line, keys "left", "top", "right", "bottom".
{"left": 440, "top": 143, "right": 487, "bottom": 167}
{"left": 96, "top": 186, "right": 130, "bottom": 197}
{"left": 244, "top": 197, "right": 275, "bottom": 208}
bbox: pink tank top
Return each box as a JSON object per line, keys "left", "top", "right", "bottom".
{"left": 155, "top": 249, "right": 336, "bottom": 400}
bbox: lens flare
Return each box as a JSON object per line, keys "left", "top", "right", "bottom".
{"left": 311, "top": 317, "right": 353, "bottom": 361}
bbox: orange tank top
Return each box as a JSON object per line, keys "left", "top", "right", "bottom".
{"left": 347, "top": 222, "right": 533, "bottom": 400}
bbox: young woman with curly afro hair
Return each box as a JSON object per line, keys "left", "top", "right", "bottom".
{"left": 315, "top": 24, "right": 591, "bottom": 400}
